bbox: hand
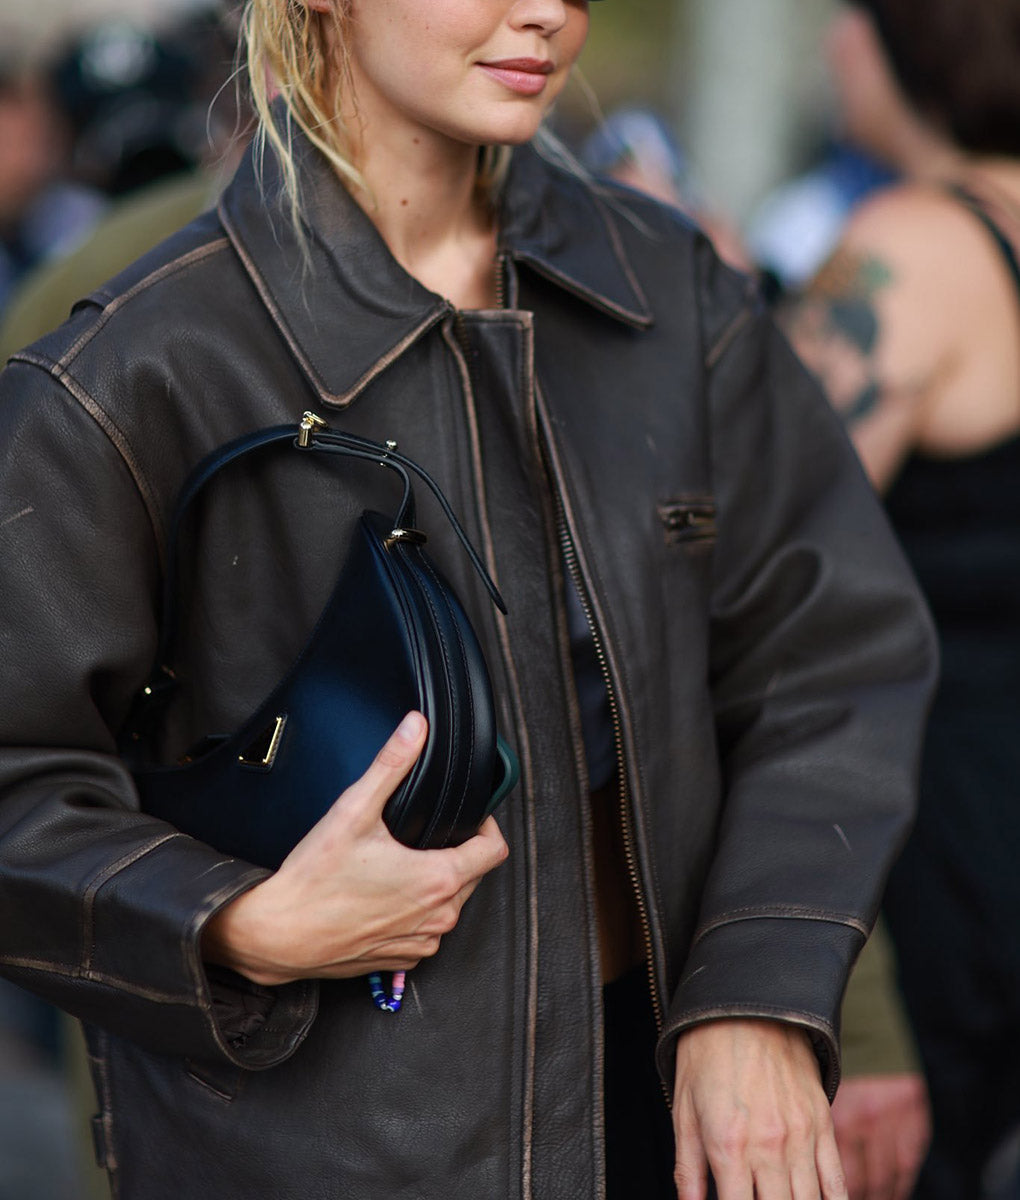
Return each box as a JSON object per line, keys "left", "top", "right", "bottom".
{"left": 672, "top": 1018, "right": 848, "bottom": 1200}
{"left": 830, "top": 1074, "right": 930, "bottom": 1200}
{"left": 201, "top": 711, "right": 509, "bottom": 985}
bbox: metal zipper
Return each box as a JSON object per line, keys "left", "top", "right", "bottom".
{"left": 452, "top": 251, "right": 506, "bottom": 355}
{"left": 494, "top": 251, "right": 507, "bottom": 311}
{"left": 536, "top": 404, "right": 670, "bottom": 1105}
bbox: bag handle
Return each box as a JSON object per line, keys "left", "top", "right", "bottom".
{"left": 134, "top": 412, "right": 506, "bottom": 727}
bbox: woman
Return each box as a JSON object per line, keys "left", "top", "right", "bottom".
{"left": 787, "top": 2, "right": 1020, "bottom": 1195}
{"left": 0, "top": 2, "right": 934, "bottom": 1197}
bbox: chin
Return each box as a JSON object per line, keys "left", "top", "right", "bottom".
{"left": 475, "top": 114, "right": 547, "bottom": 147}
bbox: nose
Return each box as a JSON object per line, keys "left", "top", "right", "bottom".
{"left": 508, "top": 0, "right": 571, "bottom": 36}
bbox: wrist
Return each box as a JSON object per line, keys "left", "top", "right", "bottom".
{"left": 202, "top": 882, "right": 294, "bottom": 987}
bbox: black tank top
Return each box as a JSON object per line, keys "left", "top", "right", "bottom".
{"left": 884, "top": 187, "right": 1020, "bottom": 705}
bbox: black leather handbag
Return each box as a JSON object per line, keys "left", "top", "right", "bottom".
{"left": 125, "top": 412, "right": 518, "bottom": 869}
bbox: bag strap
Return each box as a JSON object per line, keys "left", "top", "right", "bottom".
{"left": 134, "top": 413, "right": 506, "bottom": 730}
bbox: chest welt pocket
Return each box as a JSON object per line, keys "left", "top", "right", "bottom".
{"left": 657, "top": 499, "right": 717, "bottom": 546}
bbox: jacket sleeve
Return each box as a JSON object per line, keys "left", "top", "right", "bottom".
{"left": 0, "top": 359, "right": 317, "bottom": 1069}
{"left": 657, "top": 260, "right": 937, "bottom": 1098}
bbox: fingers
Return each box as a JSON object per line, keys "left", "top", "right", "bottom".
{"left": 672, "top": 1098, "right": 711, "bottom": 1200}
{"left": 403, "top": 818, "right": 508, "bottom": 932}
{"left": 830, "top": 1075, "right": 929, "bottom": 1200}
{"left": 837, "top": 1137, "right": 866, "bottom": 1200}
{"left": 860, "top": 1131, "right": 897, "bottom": 1200}
{"left": 336, "top": 711, "right": 428, "bottom": 824}
{"left": 447, "top": 814, "right": 510, "bottom": 878}
{"left": 816, "top": 1128, "right": 850, "bottom": 1200}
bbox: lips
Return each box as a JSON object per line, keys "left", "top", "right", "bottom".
{"left": 477, "top": 57, "right": 555, "bottom": 96}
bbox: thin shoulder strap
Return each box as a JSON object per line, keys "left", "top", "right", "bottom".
{"left": 949, "top": 184, "right": 1020, "bottom": 302}
{"left": 132, "top": 415, "right": 506, "bottom": 732}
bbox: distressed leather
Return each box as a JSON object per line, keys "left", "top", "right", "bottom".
{"left": 0, "top": 135, "right": 936, "bottom": 1199}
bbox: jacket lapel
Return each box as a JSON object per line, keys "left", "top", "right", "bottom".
{"left": 219, "top": 129, "right": 655, "bottom": 408}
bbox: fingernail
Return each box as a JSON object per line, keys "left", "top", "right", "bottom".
{"left": 396, "top": 712, "right": 424, "bottom": 743}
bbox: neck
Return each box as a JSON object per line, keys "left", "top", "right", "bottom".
{"left": 875, "top": 107, "right": 966, "bottom": 183}
{"left": 346, "top": 117, "right": 499, "bottom": 309}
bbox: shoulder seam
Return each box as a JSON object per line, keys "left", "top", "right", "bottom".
{"left": 705, "top": 282, "right": 763, "bottom": 370}
{"left": 9, "top": 350, "right": 167, "bottom": 564}
{"left": 56, "top": 236, "right": 230, "bottom": 373}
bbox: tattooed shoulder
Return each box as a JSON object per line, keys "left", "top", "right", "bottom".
{"left": 783, "top": 248, "right": 896, "bottom": 425}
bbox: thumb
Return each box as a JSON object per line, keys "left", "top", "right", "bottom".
{"left": 339, "top": 711, "right": 428, "bottom": 825}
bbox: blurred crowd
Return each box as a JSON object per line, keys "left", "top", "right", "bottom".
{"left": 0, "top": 6, "right": 240, "bottom": 316}
{"left": 0, "top": 2, "right": 1018, "bottom": 1200}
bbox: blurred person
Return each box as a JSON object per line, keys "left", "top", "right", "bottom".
{"left": 748, "top": 143, "right": 894, "bottom": 295}
{"left": 0, "top": 7, "right": 249, "bottom": 364}
{"left": 0, "top": 2, "right": 936, "bottom": 1199}
{"left": 48, "top": 11, "right": 241, "bottom": 199}
{"left": 0, "top": 172, "right": 219, "bottom": 365}
{"left": 832, "top": 923, "right": 930, "bottom": 1200}
{"left": 0, "top": 49, "right": 104, "bottom": 314}
{"left": 785, "top": 2, "right": 1020, "bottom": 1196}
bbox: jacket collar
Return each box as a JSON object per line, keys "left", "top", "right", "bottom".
{"left": 219, "top": 128, "right": 653, "bottom": 407}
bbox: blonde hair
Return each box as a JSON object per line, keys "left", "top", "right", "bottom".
{"left": 241, "top": 0, "right": 511, "bottom": 238}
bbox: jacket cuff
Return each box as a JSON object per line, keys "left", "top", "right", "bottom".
{"left": 86, "top": 831, "right": 317, "bottom": 1069}
{"left": 655, "top": 916, "right": 866, "bottom": 1101}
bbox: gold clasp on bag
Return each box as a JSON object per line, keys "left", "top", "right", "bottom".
{"left": 238, "top": 715, "right": 288, "bottom": 770}
{"left": 298, "top": 412, "right": 328, "bottom": 448}
{"left": 384, "top": 528, "right": 428, "bottom": 550}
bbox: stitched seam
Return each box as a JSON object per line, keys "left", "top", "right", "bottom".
{"left": 693, "top": 908, "right": 870, "bottom": 948}
{"left": 705, "top": 283, "right": 761, "bottom": 370}
{"left": 534, "top": 383, "right": 670, "bottom": 982}
{"left": 185, "top": 867, "right": 271, "bottom": 1010}
{"left": 220, "top": 197, "right": 450, "bottom": 408}
{"left": 512, "top": 254, "right": 652, "bottom": 328}
{"left": 590, "top": 188, "right": 654, "bottom": 319}
{"left": 411, "top": 554, "right": 467, "bottom": 845}
{"left": 326, "top": 309, "right": 451, "bottom": 407}
{"left": 420, "top": 554, "right": 474, "bottom": 844}
{"left": 54, "top": 238, "right": 229, "bottom": 370}
{"left": 0, "top": 956, "right": 196, "bottom": 1004}
{"left": 440, "top": 316, "right": 538, "bottom": 1200}
{"left": 11, "top": 238, "right": 228, "bottom": 562}
{"left": 669, "top": 1002, "right": 837, "bottom": 1027}
{"left": 81, "top": 833, "right": 183, "bottom": 973}
{"left": 9, "top": 355, "right": 167, "bottom": 564}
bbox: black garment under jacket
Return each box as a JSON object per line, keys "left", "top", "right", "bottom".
{"left": 0, "top": 137, "right": 936, "bottom": 1199}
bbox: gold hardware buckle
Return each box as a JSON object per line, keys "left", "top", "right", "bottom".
{"left": 238, "top": 715, "right": 288, "bottom": 770}
{"left": 384, "top": 527, "right": 428, "bottom": 550}
{"left": 298, "top": 412, "right": 328, "bottom": 448}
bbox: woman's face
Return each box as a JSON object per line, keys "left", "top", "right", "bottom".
{"left": 338, "top": 0, "right": 589, "bottom": 152}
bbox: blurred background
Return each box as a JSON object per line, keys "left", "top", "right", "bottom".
{"left": 5, "top": 0, "right": 837, "bottom": 227}
{"left": 0, "top": 0, "right": 843, "bottom": 345}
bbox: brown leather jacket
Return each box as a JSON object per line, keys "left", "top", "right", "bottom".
{"left": 0, "top": 136, "right": 936, "bottom": 1199}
